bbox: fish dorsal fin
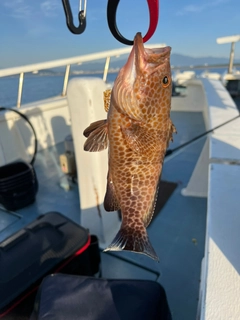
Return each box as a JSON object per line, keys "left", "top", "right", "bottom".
{"left": 83, "top": 119, "right": 108, "bottom": 152}
{"left": 103, "top": 89, "right": 112, "bottom": 112}
{"left": 104, "top": 174, "right": 121, "bottom": 212}
{"left": 121, "top": 123, "right": 159, "bottom": 154}
{"left": 143, "top": 184, "right": 159, "bottom": 227}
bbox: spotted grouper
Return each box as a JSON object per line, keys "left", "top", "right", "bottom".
{"left": 83, "top": 32, "right": 176, "bottom": 261}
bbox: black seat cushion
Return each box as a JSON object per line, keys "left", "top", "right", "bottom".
{"left": 31, "top": 274, "right": 172, "bottom": 320}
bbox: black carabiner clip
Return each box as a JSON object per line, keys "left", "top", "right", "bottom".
{"left": 62, "top": 0, "right": 86, "bottom": 35}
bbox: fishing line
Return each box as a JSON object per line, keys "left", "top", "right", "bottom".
{"left": 165, "top": 113, "right": 240, "bottom": 158}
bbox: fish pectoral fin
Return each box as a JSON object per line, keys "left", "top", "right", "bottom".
{"left": 168, "top": 120, "right": 177, "bottom": 143}
{"left": 104, "top": 224, "right": 159, "bottom": 261}
{"left": 171, "top": 122, "right": 177, "bottom": 134}
{"left": 121, "top": 123, "right": 155, "bottom": 154}
{"left": 83, "top": 119, "right": 107, "bottom": 137}
{"left": 83, "top": 119, "right": 108, "bottom": 152}
{"left": 103, "top": 89, "right": 112, "bottom": 112}
{"left": 104, "top": 179, "right": 121, "bottom": 212}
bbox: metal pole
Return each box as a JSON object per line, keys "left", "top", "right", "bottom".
{"left": 62, "top": 64, "right": 71, "bottom": 96}
{"left": 228, "top": 42, "right": 235, "bottom": 74}
{"left": 103, "top": 57, "right": 111, "bottom": 82}
{"left": 17, "top": 72, "right": 24, "bottom": 108}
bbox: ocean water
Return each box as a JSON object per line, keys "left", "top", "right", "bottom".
{"left": 0, "top": 73, "right": 118, "bottom": 108}
{"left": 0, "top": 68, "right": 230, "bottom": 108}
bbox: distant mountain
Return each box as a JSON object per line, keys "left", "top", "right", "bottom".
{"left": 70, "top": 53, "right": 240, "bottom": 74}
{"left": 71, "top": 59, "right": 125, "bottom": 73}
{"left": 170, "top": 53, "right": 240, "bottom": 67}
{"left": 25, "top": 69, "right": 60, "bottom": 76}
{"left": 16, "top": 53, "right": 239, "bottom": 76}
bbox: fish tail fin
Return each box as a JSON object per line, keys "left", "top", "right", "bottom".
{"left": 104, "top": 225, "right": 159, "bottom": 261}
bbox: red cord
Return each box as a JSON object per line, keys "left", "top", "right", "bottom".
{"left": 143, "top": 0, "right": 159, "bottom": 43}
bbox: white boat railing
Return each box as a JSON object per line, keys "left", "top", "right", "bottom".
{"left": 193, "top": 78, "right": 240, "bottom": 320}
{"left": 0, "top": 44, "right": 165, "bottom": 108}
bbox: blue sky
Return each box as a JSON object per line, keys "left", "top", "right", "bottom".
{"left": 0, "top": 0, "right": 240, "bottom": 68}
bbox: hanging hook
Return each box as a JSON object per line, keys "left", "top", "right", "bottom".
{"left": 107, "top": 0, "right": 159, "bottom": 45}
{"left": 62, "top": 0, "right": 87, "bottom": 34}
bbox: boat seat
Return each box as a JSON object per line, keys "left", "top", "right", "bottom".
{"left": 66, "top": 77, "right": 121, "bottom": 248}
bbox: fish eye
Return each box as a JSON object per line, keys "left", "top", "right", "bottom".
{"left": 162, "top": 76, "right": 170, "bottom": 88}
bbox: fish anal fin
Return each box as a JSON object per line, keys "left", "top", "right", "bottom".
{"left": 83, "top": 120, "right": 108, "bottom": 152}
{"left": 143, "top": 184, "right": 159, "bottom": 228}
{"left": 104, "top": 224, "right": 159, "bottom": 261}
{"left": 103, "top": 89, "right": 112, "bottom": 112}
{"left": 104, "top": 179, "right": 120, "bottom": 212}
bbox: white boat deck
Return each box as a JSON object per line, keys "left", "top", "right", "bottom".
{"left": 0, "top": 77, "right": 239, "bottom": 320}
{"left": 0, "top": 100, "right": 207, "bottom": 320}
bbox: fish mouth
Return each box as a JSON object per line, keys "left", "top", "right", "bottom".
{"left": 145, "top": 46, "right": 171, "bottom": 55}
{"left": 134, "top": 32, "right": 171, "bottom": 55}
{"left": 123, "top": 33, "right": 171, "bottom": 83}
{"left": 134, "top": 32, "right": 171, "bottom": 68}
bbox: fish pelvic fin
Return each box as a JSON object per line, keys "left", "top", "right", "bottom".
{"left": 104, "top": 225, "right": 159, "bottom": 261}
{"left": 83, "top": 119, "right": 108, "bottom": 152}
{"left": 104, "top": 176, "right": 121, "bottom": 212}
{"left": 121, "top": 123, "right": 161, "bottom": 154}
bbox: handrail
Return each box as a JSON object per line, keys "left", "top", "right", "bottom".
{"left": 62, "top": 64, "right": 71, "bottom": 97}
{"left": 0, "top": 44, "right": 165, "bottom": 78}
{"left": 1, "top": 44, "right": 238, "bottom": 108}
{"left": 0, "top": 44, "right": 165, "bottom": 108}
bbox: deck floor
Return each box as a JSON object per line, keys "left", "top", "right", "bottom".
{"left": 0, "top": 109, "right": 207, "bottom": 320}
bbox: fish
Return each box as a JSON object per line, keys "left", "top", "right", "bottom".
{"left": 83, "top": 32, "right": 176, "bottom": 261}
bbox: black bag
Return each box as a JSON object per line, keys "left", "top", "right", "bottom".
{"left": 0, "top": 107, "right": 38, "bottom": 210}
{"left": 31, "top": 274, "right": 172, "bottom": 320}
{"left": 0, "top": 212, "right": 100, "bottom": 319}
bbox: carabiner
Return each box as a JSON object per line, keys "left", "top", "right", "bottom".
{"left": 62, "top": 0, "right": 87, "bottom": 34}
{"left": 107, "top": 0, "right": 159, "bottom": 45}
